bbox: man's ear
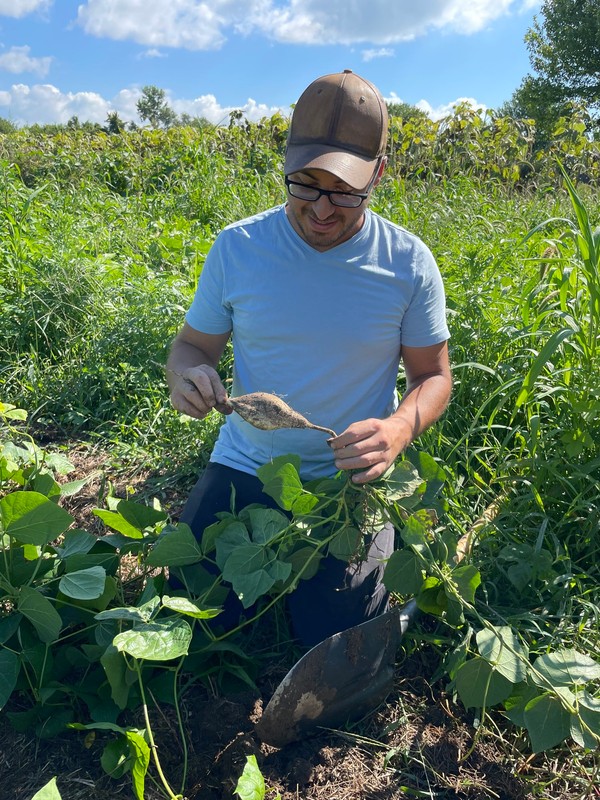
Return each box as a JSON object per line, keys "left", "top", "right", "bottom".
{"left": 374, "top": 156, "right": 387, "bottom": 186}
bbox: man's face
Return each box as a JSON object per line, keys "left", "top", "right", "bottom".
{"left": 284, "top": 169, "right": 374, "bottom": 251}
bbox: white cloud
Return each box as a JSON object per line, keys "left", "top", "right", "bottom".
{"left": 362, "top": 47, "right": 394, "bottom": 62}
{"left": 0, "top": 0, "right": 49, "bottom": 17}
{"left": 137, "top": 48, "right": 167, "bottom": 59}
{"left": 0, "top": 82, "right": 287, "bottom": 127}
{"left": 384, "top": 90, "right": 487, "bottom": 121}
{"left": 416, "top": 96, "right": 487, "bottom": 121}
{"left": 0, "top": 83, "right": 111, "bottom": 125}
{"left": 174, "top": 93, "right": 286, "bottom": 125}
{"left": 76, "top": 0, "right": 236, "bottom": 50}
{"left": 74, "top": 0, "right": 536, "bottom": 49}
{"left": 0, "top": 45, "right": 52, "bottom": 76}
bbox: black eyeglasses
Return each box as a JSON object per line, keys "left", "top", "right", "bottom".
{"left": 285, "top": 177, "right": 369, "bottom": 208}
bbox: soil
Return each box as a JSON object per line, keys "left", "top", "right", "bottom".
{"left": 1, "top": 442, "right": 597, "bottom": 800}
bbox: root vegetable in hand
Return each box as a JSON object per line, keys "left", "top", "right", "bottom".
{"left": 226, "top": 392, "right": 336, "bottom": 437}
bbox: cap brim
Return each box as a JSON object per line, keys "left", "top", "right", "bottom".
{"left": 284, "top": 144, "right": 377, "bottom": 191}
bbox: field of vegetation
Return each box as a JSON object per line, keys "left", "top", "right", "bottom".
{"left": 1, "top": 106, "right": 599, "bottom": 800}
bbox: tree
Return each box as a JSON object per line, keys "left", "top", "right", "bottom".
{"left": 0, "top": 117, "right": 16, "bottom": 134}
{"left": 525, "top": 0, "right": 600, "bottom": 110}
{"left": 136, "top": 85, "right": 177, "bottom": 129}
{"left": 386, "top": 101, "right": 428, "bottom": 122}
{"left": 179, "top": 112, "right": 213, "bottom": 130}
{"left": 497, "top": 75, "right": 569, "bottom": 145}
{"left": 105, "top": 111, "right": 126, "bottom": 134}
{"left": 500, "top": 0, "right": 600, "bottom": 143}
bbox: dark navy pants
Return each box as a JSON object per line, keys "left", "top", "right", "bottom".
{"left": 177, "top": 462, "right": 393, "bottom": 648}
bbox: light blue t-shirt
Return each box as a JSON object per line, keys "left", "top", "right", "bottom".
{"left": 186, "top": 204, "right": 449, "bottom": 480}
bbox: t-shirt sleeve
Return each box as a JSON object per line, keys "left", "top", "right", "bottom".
{"left": 400, "top": 242, "right": 450, "bottom": 347}
{"left": 185, "top": 234, "right": 233, "bottom": 334}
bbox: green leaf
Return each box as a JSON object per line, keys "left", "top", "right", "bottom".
{"left": 0, "top": 648, "right": 20, "bottom": 709}
{"left": 476, "top": 626, "right": 528, "bottom": 683}
{"left": 95, "top": 596, "right": 160, "bottom": 623}
{"left": 503, "top": 682, "right": 540, "bottom": 727}
{"left": 201, "top": 516, "right": 235, "bottom": 554}
{"left": 282, "top": 545, "right": 322, "bottom": 581}
{"left": 214, "top": 522, "right": 252, "bottom": 571}
{"left": 383, "top": 549, "right": 424, "bottom": 595}
{"left": 59, "top": 478, "right": 91, "bottom": 497}
{"left": 571, "top": 691, "right": 600, "bottom": 750}
{"left": 524, "top": 693, "right": 572, "bottom": 753}
{"left": 93, "top": 509, "right": 144, "bottom": 539}
{"left": 44, "top": 452, "right": 74, "bottom": 475}
{"left": 161, "top": 595, "right": 222, "bottom": 619}
{"left": 125, "top": 730, "right": 151, "bottom": 800}
{"left": 100, "top": 645, "right": 133, "bottom": 710}
{"left": 328, "top": 526, "right": 362, "bottom": 562}
{"left": 145, "top": 524, "right": 203, "bottom": 567}
{"left": 234, "top": 754, "right": 266, "bottom": 800}
{"left": 416, "top": 576, "right": 446, "bottom": 615}
{"left": 400, "top": 514, "right": 430, "bottom": 555}
{"left": 532, "top": 649, "right": 600, "bottom": 689}
{"left": 455, "top": 656, "right": 514, "bottom": 709}
{"left": 444, "top": 595, "right": 465, "bottom": 627}
{"left": 54, "top": 529, "right": 96, "bottom": 558}
{"left": 291, "top": 492, "right": 319, "bottom": 515}
{"left": 380, "top": 461, "right": 424, "bottom": 502}
{"left": 116, "top": 499, "right": 167, "bottom": 530}
{"left": 18, "top": 585, "right": 62, "bottom": 643}
{"left": 63, "top": 551, "right": 119, "bottom": 575}
{"left": 0, "top": 491, "right": 73, "bottom": 546}
{"left": 0, "top": 403, "right": 27, "bottom": 421}
{"left": 257, "top": 457, "right": 304, "bottom": 511}
{"left": 451, "top": 564, "right": 481, "bottom": 605}
{"left": 30, "top": 777, "right": 63, "bottom": 800}
{"left": 440, "top": 629, "right": 471, "bottom": 681}
{"left": 101, "top": 736, "right": 132, "bottom": 779}
{"left": 58, "top": 566, "right": 107, "bottom": 600}
{"left": 0, "top": 613, "right": 22, "bottom": 644}
{"left": 515, "top": 327, "right": 573, "bottom": 408}
{"left": 31, "top": 472, "right": 61, "bottom": 499}
{"left": 113, "top": 618, "right": 192, "bottom": 661}
{"left": 223, "top": 544, "right": 292, "bottom": 608}
{"left": 247, "top": 507, "right": 289, "bottom": 545}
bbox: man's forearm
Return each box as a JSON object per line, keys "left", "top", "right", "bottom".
{"left": 391, "top": 372, "right": 452, "bottom": 447}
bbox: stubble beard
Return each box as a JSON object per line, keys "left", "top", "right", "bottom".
{"left": 287, "top": 204, "right": 364, "bottom": 251}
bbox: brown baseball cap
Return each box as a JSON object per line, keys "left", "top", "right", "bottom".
{"left": 284, "top": 69, "right": 388, "bottom": 190}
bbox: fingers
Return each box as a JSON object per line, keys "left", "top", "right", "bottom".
{"left": 170, "top": 365, "right": 229, "bottom": 419}
{"left": 329, "top": 419, "right": 396, "bottom": 484}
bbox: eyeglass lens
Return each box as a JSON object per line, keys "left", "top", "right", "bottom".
{"left": 286, "top": 180, "right": 364, "bottom": 208}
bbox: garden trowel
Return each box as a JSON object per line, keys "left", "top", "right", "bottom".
{"left": 255, "top": 599, "right": 419, "bottom": 748}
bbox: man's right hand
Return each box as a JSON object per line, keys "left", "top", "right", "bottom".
{"left": 169, "top": 364, "right": 231, "bottom": 420}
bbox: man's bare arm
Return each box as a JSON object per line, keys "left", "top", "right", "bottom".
{"left": 330, "top": 340, "right": 452, "bottom": 483}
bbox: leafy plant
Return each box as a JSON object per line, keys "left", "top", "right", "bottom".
{"left": 30, "top": 777, "right": 63, "bottom": 800}
{"left": 234, "top": 755, "right": 281, "bottom": 800}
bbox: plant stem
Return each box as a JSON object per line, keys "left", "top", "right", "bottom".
{"left": 135, "top": 661, "right": 182, "bottom": 800}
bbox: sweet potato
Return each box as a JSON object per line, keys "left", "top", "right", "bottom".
{"left": 226, "top": 392, "right": 336, "bottom": 437}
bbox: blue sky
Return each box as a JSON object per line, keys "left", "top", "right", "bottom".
{"left": 0, "top": 0, "right": 542, "bottom": 127}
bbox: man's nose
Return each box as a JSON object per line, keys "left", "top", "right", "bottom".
{"left": 312, "top": 194, "right": 335, "bottom": 218}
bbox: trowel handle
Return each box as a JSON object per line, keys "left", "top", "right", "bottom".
{"left": 396, "top": 598, "right": 420, "bottom": 637}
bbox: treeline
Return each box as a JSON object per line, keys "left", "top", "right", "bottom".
{"left": 0, "top": 101, "right": 599, "bottom": 195}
